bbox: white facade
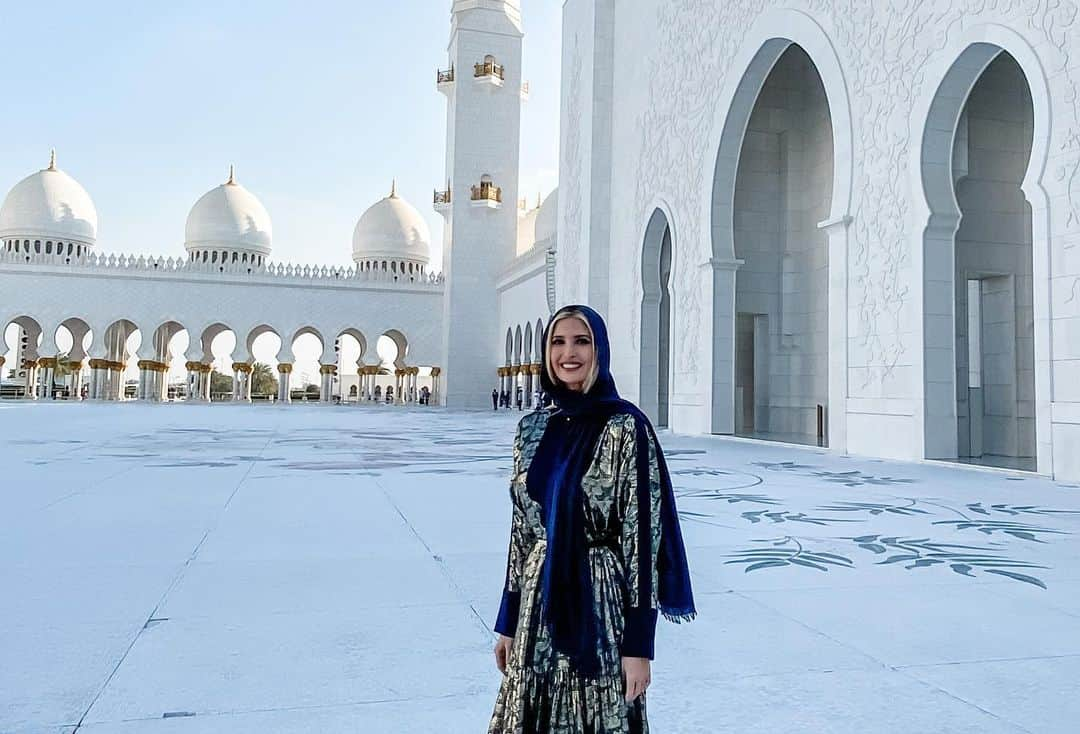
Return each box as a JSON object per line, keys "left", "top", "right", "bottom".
{"left": 555, "top": 0, "right": 1080, "bottom": 478}
{"left": 0, "top": 161, "right": 448, "bottom": 407}
{"left": 0, "top": 1, "right": 556, "bottom": 412}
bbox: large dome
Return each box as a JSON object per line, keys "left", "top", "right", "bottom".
{"left": 535, "top": 187, "right": 558, "bottom": 245}
{"left": 352, "top": 184, "right": 431, "bottom": 265}
{"left": 184, "top": 167, "right": 272, "bottom": 257}
{"left": 0, "top": 151, "right": 98, "bottom": 246}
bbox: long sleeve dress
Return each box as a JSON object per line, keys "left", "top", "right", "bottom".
{"left": 488, "top": 409, "right": 662, "bottom": 734}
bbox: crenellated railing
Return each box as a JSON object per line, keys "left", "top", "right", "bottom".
{"left": 471, "top": 182, "right": 502, "bottom": 203}
{"left": 0, "top": 249, "right": 445, "bottom": 288}
{"left": 474, "top": 60, "right": 505, "bottom": 80}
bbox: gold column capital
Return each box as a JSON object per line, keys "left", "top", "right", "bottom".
{"left": 319, "top": 364, "right": 337, "bottom": 375}
{"left": 277, "top": 363, "right": 293, "bottom": 374}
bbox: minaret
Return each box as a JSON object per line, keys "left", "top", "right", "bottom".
{"left": 438, "top": 0, "right": 524, "bottom": 408}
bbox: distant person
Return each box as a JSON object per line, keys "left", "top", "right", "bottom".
{"left": 492, "top": 388, "right": 498, "bottom": 410}
{"left": 489, "top": 305, "right": 695, "bottom": 733}
{"left": 515, "top": 391, "right": 522, "bottom": 411}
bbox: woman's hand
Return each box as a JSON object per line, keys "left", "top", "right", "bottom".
{"left": 494, "top": 634, "right": 514, "bottom": 674}
{"left": 622, "top": 656, "right": 651, "bottom": 702}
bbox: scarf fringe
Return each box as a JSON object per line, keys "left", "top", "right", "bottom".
{"left": 661, "top": 609, "right": 698, "bottom": 624}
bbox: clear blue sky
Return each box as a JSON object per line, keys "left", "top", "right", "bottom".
{"left": 0, "top": 1, "right": 562, "bottom": 269}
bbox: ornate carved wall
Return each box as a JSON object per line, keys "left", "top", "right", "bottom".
{"left": 560, "top": 0, "right": 1080, "bottom": 477}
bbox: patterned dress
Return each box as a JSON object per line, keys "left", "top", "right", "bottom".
{"left": 489, "top": 409, "right": 662, "bottom": 734}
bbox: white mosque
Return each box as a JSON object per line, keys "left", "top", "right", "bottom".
{"left": 0, "top": 1, "right": 551, "bottom": 413}
{"left": 8, "top": 0, "right": 1080, "bottom": 482}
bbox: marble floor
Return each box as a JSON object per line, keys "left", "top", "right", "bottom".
{"left": 1, "top": 401, "right": 1077, "bottom": 733}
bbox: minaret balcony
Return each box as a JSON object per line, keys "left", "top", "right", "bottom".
{"left": 437, "top": 66, "right": 455, "bottom": 95}
{"left": 433, "top": 188, "right": 452, "bottom": 214}
{"left": 474, "top": 59, "right": 505, "bottom": 88}
{"left": 470, "top": 182, "right": 502, "bottom": 209}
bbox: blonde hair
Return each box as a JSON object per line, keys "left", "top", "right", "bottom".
{"left": 544, "top": 309, "right": 600, "bottom": 393}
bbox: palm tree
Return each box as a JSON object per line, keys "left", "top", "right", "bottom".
{"left": 251, "top": 362, "right": 276, "bottom": 396}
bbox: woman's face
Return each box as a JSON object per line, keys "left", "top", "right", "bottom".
{"left": 549, "top": 316, "right": 595, "bottom": 392}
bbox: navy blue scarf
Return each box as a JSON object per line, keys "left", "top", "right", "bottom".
{"left": 526, "top": 305, "right": 696, "bottom": 674}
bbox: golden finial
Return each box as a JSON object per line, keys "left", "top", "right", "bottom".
{"left": 226, "top": 164, "right": 236, "bottom": 185}
{"left": 47, "top": 149, "right": 57, "bottom": 171}
{"left": 390, "top": 179, "right": 398, "bottom": 198}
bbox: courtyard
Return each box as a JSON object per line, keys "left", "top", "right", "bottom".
{"left": 2, "top": 402, "right": 1078, "bottom": 733}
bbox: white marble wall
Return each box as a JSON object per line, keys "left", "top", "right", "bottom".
{"left": 560, "top": 0, "right": 1080, "bottom": 478}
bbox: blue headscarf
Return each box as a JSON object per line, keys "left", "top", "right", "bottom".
{"left": 526, "top": 305, "right": 696, "bottom": 674}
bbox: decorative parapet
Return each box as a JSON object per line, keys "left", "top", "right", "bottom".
{"left": 437, "top": 66, "right": 455, "bottom": 84}
{"left": 0, "top": 249, "right": 445, "bottom": 290}
{"left": 474, "top": 59, "right": 505, "bottom": 81}
{"left": 470, "top": 182, "right": 502, "bottom": 208}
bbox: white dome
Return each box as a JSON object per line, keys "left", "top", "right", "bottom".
{"left": 535, "top": 188, "right": 558, "bottom": 245}
{"left": 352, "top": 186, "right": 431, "bottom": 265}
{"left": 0, "top": 152, "right": 98, "bottom": 245}
{"left": 185, "top": 168, "right": 272, "bottom": 256}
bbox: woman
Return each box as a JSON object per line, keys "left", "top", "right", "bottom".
{"left": 489, "top": 305, "right": 696, "bottom": 734}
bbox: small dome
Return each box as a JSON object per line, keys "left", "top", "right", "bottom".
{"left": 185, "top": 167, "right": 272, "bottom": 256}
{"left": 535, "top": 188, "right": 558, "bottom": 245}
{"left": 0, "top": 151, "right": 98, "bottom": 245}
{"left": 352, "top": 183, "right": 431, "bottom": 265}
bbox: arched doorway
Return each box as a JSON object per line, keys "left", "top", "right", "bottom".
{"left": 920, "top": 45, "right": 1042, "bottom": 471}
{"left": 640, "top": 208, "right": 673, "bottom": 428}
{"left": 729, "top": 44, "right": 833, "bottom": 445}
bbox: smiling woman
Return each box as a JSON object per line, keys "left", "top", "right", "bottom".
{"left": 489, "top": 305, "right": 696, "bottom": 734}
{"left": 546, "top": 309, "right": 598, "bottom": 393}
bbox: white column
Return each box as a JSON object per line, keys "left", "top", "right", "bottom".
{"left": 25, "top": 362, "right": 38, "bottom": 400}
{"left": 88, "top": 361, "right": 102, "bottom": 400}
{"left": 186, "top": 362, "right": 200, "bottom": 402}
{"left": 40, "top": 360, "right": 56, "bottom": 400}
{"left": 319, "top": 365, "right": 335, "bottom": 402}
{"left": 137, "top": 363, "right": 151, "bottom": 401}
{"left": 278, "top": 364, "right": 292, "bottom": 403}
{"left": 231, "top": 365, "right": 242, "bottom": 402}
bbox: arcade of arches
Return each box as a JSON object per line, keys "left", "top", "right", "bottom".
{"left": 497, "top": 317, "right": 546, "bottom": 409}
{"left": 638, "top": 43, "right": 1039, "bottom": 471}
{"left": 1, "top": 317, "right": 441, "bottom": 406}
